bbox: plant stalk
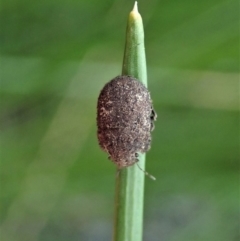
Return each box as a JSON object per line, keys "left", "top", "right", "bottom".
{"left": 113, "top": 2, "right": 147, "bottom": 241}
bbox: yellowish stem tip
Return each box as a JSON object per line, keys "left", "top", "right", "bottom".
{"left": 133, "top": 1, "right": 138, "bottom": 12}
{"left": 130, "top": 1, "right": 141, "bottom": 20}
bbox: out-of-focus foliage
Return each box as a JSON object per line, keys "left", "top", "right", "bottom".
{"left": 0, "top": 0, "right": 239, "bottom": 241}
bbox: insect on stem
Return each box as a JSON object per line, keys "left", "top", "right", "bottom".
{"left": 136, "top": 163, "right": 156, "bottom": 181}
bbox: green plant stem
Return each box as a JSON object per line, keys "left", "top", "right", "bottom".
{"left": 113, "top": 2, "right": 147, "bottom": 241}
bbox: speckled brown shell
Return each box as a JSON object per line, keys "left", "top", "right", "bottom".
{"left": 97, "top": 75, "right": 156, "bottom": 168}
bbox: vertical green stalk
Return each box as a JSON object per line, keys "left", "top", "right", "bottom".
{"left": 113, "top": 2, "right": 147, "bottom": 241}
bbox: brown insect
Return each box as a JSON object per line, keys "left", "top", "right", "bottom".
{"left": 97, "top": 76, "right": 157, "bottom": 175}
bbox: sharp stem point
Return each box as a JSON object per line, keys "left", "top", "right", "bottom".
{"left": 133, "top": 1, "right": 138, "bottom": 12}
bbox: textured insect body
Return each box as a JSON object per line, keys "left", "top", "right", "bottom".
{"left": 97, "top": 75, "right": 156, "bottom": 168}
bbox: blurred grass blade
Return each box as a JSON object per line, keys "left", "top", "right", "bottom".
{"left": 113, "top": 2, "right": 147, "bottom": 241}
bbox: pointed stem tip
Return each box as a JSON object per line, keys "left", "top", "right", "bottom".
{"left": 133, "top": 1, "right": 138, "bottom": 12}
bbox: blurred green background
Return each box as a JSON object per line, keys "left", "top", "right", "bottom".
{"left": 1, "top": 0, "right": 239, "bottom": 240}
